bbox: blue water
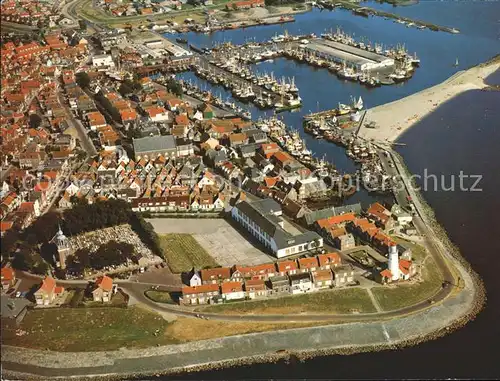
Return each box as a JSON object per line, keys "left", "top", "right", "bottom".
{"left": 152, "top": 2, "right": 500, "bottom": 378}
{"left": 169, "top": 4, "right": 499, "bottom": 176}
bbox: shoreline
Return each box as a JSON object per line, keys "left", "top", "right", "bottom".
{"left": 1, "top": 40, "right": 494, "bottom": 381}
{"left": 358, "top": 55, "right": 500, "bottom": 142}
{"left": 1, "top": 243, "right": 483, "bottom": 380}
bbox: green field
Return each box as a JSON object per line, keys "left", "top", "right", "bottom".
{"left": 1, "top": 307, "right": 178, "bottom": 351}
{"left": 159, "top": 234, "right": 218, "bottom": 273}
{"left": 394, "top": 237, "right": 428, "bottom": 261}
{"left": 372, "top": 257, "right": 443, "bottom": 311}
{"left": 145, "top": 290, "right": 176, "bottom": 304}
{"left": 198, "top": 288, "right": 377, "bottom": 314}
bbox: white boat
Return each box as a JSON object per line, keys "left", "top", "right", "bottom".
{"left": 354, "top": 96, "right": 364, "bottom": 110}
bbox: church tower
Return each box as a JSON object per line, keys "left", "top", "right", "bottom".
{"left": 52, "top": 225, "right": 72, "bottom": 269}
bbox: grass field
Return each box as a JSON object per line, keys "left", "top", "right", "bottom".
{"left": 158, "top": 233, "right": 218, "bottom": 273}
{"left": 198, "top": 288, "right": 377, "bottom": 315}
{"left": 1, "top": 307, "right": 333, "bottom": 352}
{"left": 145, "top": 290, "right": 176, "bottom": 304}
{"left": 371, "top": 256, "right": 444, "bottom": 311}
{"left": 394, "top": 237, "right": 428, "bottom": 261}
{"left": 165, "top": 318, "right": 322, "bottom": 342}
{"left": 1, "top": 306, "right": 178, "bottom": 351}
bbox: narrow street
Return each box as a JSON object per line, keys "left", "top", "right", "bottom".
{"left": 56, "top": 92, "right": 97, "bottom": 156}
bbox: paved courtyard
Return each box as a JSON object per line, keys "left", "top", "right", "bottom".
{"left": 147, "top": 218, "right": 275, "bottom": 266}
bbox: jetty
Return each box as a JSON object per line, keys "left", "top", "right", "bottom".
{"left": 320, "top": 0, "right": 460, "bottom": 34}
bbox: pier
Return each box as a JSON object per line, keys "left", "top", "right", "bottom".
{"left": 191, "top": 55, "right": 302, "bottom": 112}
{"left": 319, "top": 0, "right": 460, "bottom": 34}
{"left": 208, "top": 31, "right": 420, "bottom": 87}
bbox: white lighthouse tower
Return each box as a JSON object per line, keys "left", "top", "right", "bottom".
{"left": 388, "top": 244, "right": 400, "bottom": 281}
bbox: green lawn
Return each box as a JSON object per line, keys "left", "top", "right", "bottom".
{"left": 394, "top": 237, "right": 428, "bottom": 261}
{"left": 371, "top": 257, "right": 443, "bottom": 311}
{"left": 198, "top": 288, "right": 377, "bottom": 314}
{"left": 159, "top": 234, "right": 218, "bottom": 273}
{"left": 145, "top": 290, "right": 176, "bottom": 304}
{"left": 1, "top": 306, "right": 179, "bottom": 351}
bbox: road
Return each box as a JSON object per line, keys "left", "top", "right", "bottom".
{"left": 56, "top": 92, "right": 97, "bottom": 156}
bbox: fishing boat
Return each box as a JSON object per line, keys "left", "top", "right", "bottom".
{"left": 338, "top": 102, "right": 352, "bottom": 115}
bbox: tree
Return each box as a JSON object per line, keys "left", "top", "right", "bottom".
{"left": 76, "top": 72, "right": 91, "bottom": 88}
{"left": 166, "top": 78, "right": 183, "bottom": 98}
{"left": 118, "top": 82, "right": 134, "bottom": 97}
{"left": 0, "top": 230, "right": 19, "bottom": 259}
{"left": 29, "top": 114, "right": 42, "bottom": 129}
{"left": 119, "top": 79, "right": 142, "bottom": 97}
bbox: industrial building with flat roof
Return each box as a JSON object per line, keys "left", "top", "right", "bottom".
{"left": 305, "top": 39, "right": 394, "bottom": 71}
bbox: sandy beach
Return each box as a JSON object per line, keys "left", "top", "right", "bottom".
{"left": 358, "top": 56, "right": 500, "bottom": 142}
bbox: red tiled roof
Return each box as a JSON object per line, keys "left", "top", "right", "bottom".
{"left": 1, "top": 267, "right": 15, "bottom": 282}
{"left": 317, "top": 252, "right": 342, "bottom": 267}
{"left": 312, "top": 269, "right": 333, "bottom": 282}
{"left": 221, "top": 281, "right": 243, "bottom": 294}
{"left": 0, "top": 221, "right": 14, "bottom": 232}
{"left": 201, "top": 267, "right": 231, "bottom": 282}
{"left": 39, "top": 276, "right": 56, "bottom": 294}
{"left": 182, "top": 283, "right": 219, "bottom": 295}
{"left": 95, "top": 275, "right": 113, "bottom": 291}
{"left": 277, "top": 260, "right": 297, "bottom": 273}
{"left": 245, "top": 279, "right": 266, "bottom": 289}
{"left": 298, "top": 257, "right": 318, "bottom": 270}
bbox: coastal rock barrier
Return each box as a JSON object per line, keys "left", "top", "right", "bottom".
{"left": 2, "top": 258, "right": 483, "bottom": 381}
{"left": 2, "top": 156, "right": 486, "bottom": 381}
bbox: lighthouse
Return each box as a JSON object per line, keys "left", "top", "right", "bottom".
{"left": 388, "top": 243, "right": 400, "bottom": 281}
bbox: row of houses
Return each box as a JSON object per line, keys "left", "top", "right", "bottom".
{"left": 182, "top": 265, "right": 355, "bottom": 305}
{"left": 189, "top": 251, "right": 343, "bottom": 286}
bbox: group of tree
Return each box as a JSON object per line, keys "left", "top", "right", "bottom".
{"left": 118, "top": 79, "right": 143, "bottom": 98}
{"left": 11, "top": 243, "right": 49, "bottom": 275}
{"left": 66, "top": 241, "right": 136, "bottom": 274}
{"left": 63, "top": 199, "right": 132, "bottom": 235}
{"left": 75, "top": 72, "right": 91, "bottom": 89}
{"left": 5, "top": 200, "right": 163, "bottom": 276}
{"left": 29, "top": 114, "right": 43, "bottom": 129}
{"left": 166, "top": 78, "right": 183, "bottom": 98}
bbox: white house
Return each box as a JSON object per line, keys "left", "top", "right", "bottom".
{"left": 391, "top": 204, "right": 413, "bottom": 226}
{"left": 92, "top": 54, "right": 115, "bottom": 69}
{"left": 289, "top": 273, "right": 312, "bottom": 294}
{"left": 231, "top": 199, "right": 323, "bottom": 259}
{"left": 221, "top": 281, "right": 245, "bottom": 301}
{"left": 189, "top": 272, "right": 202, "bottom": 287}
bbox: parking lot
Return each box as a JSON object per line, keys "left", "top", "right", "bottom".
{"left": 147, "top": 218, "right": 275, "bottom": 267}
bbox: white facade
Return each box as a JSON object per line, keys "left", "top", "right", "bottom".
{"left": 92, "top": 55, "right": 115, "bottom": 69}
{"left": 388, "top": 245, "right": 400, "bottom": 281}
{"left": 290, "top": 280, "right": 312, "bottom": 294}
{"left": 231, "top": 204, "right": 323, "bottom": 259}
{"left": 189, "top": 273, "right": 202, "bottom": 287}
{"left": 273, "top": 239, "right": 323, "bottom": 259}
{"left": 223, "top": 290, "right": 245, "bottom": 301}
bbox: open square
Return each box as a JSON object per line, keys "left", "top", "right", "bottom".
{"left": 147, "top": 218, "right": 274, "bottom": 267}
